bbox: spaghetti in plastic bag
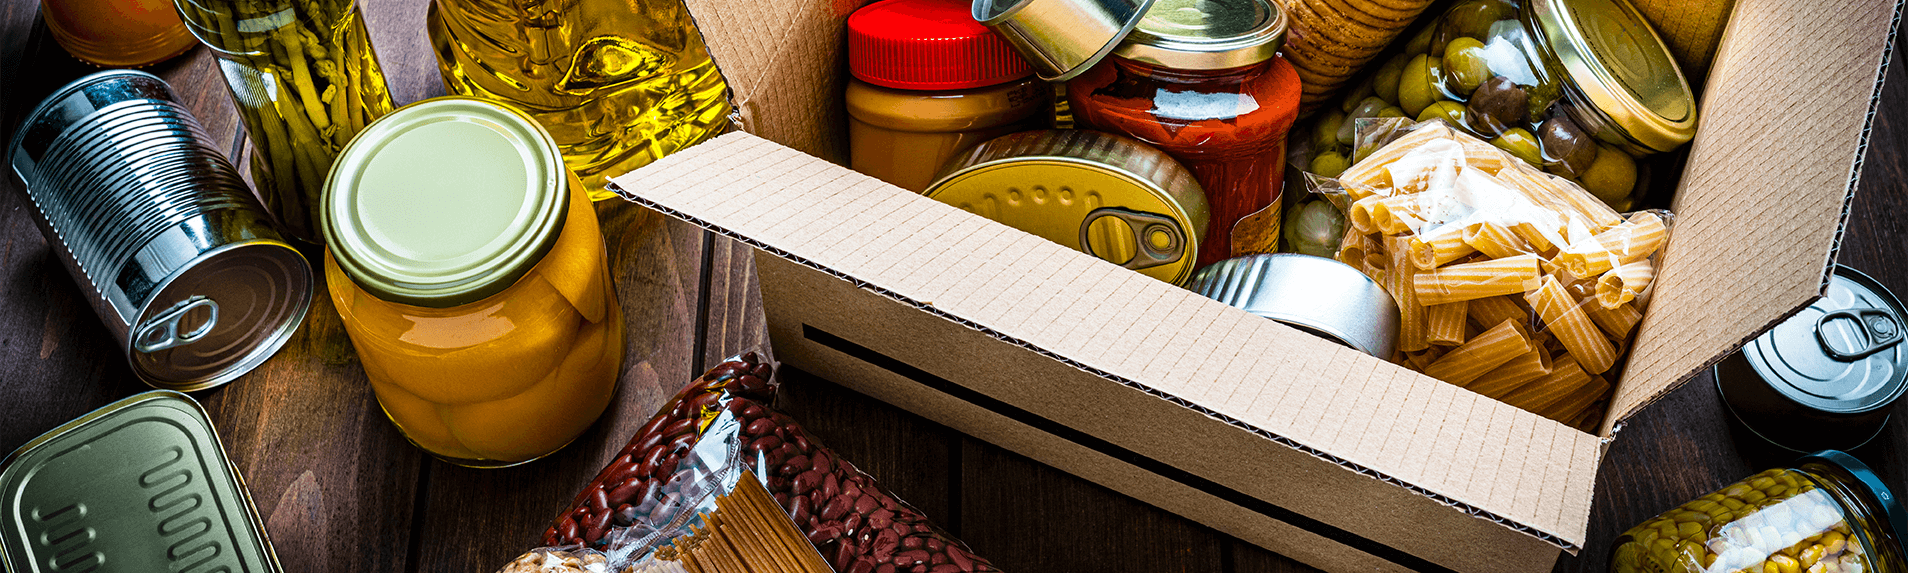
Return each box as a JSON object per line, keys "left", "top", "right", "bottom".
{"left": 1308, "top": 119, "right": 1675, "bottom": 432}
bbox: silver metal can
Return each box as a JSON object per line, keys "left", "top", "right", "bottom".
{"left": 0, "top": 391, "right": 283, "bottom": 572}
{"left": 1189, "top": 253, "right": 1399, "bottom": 358}
{"left": 7, "top": 70, "right": 313, "bottom": 391}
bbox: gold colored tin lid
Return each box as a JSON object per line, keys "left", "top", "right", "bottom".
{"left": 1530, "top": 0, "right": 1697, "bottom": 152}
{"left": 1113, "top": 0, "right": 1285, "bottom": 70}
{"left": 925, "top": 130, "right": 1209, "bottom": 285}
{"left": 974, "top": 0, "right": 1158, "bottom": 81}
{"left": 323, "top": 97, "right": 568, "bottom": 308}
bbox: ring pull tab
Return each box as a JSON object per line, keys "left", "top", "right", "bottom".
{"left": 1079, "top": 207, "right": 1186, "bottom": 272}
{"left": 134, "top": 296, "right": 219, "bottom": 353}
{"left": 1816, "top": 307, "right": 1903, "bottom": 360}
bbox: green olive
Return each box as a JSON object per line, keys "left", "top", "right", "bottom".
{"left": 1579, "top": 143, "right": 1638, "bottom": 206}
{"left": 1338, "top": 97, "right": 1389, "bottom": 146}
{"left": 1313, "top": 109, "right": 1346, "bottom": 152}
{"left": 1399, "top": 53, "right": 1434, "bottom": 117}
{"left": 1373, "top": 53, "right": 1409, "bottom": 104}
{"left": 1443, "top": 37, "right": 1491, "bottom": 96}
{"left": 1406, "top": 24, "right": 1436, "bottom": 56}
{"left": 1377, "top": 106, "right": 1406, "bottom": 119}
{"left": 1491, "top": 128, "right": 1542, "bottom": 167}
{"left": 1312, "top": 151, "right": 1349, "bottom": 179}
{"left": 1417, "top": 101, "right": 1466, "bottom": 127}
{"left": 1437, "top": 0, "right": 1518, "bottom": 45}
{"left": 1341, "top": 77, "right": 1377, "bottom": 114}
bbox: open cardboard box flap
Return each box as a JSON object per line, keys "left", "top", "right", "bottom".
{"left": 607, "top": 0, "right": 1898, "bottom": 568}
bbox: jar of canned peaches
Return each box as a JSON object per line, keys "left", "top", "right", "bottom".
{"left": 1300, "top": 0, "right": 1697, "bottom": 211}
{"left": 322, "top": 97, "right": 624, "bottom": 467}
{"left": 1611, "top": 451, "right": 1906, "bottom": 573}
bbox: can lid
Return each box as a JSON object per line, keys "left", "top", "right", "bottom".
{"left": 1529, "top": 0, "right": 1697, "bottom": 152}
{"left": 974, "top": 0, "right": 1158, "bottom": 81}
{"left": 850, "top": 0, "right": 1035, "bottom": 90}
{"left": 323, "top": 97, "right": 568, "bottom": 308}
{"left": 1742, "top": 265, "right": 1908, "bottom": 414}
{"left": 1798, "top": 450, "right": 1907, "bottom": 558}
{"left": 924, "top": 129, "right": 1208, "bottom": 285}
{"left": 1188, "top": 254, "right": 1399, "bottom": 358}
{"left": 1113, "top": 0, "right": 1285, "bottom": 70}
{"left": 0, "top": 390, "right": 280, "bottom": 572}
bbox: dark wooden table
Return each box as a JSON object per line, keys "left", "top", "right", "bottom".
{"left": 3, "top": 2, "right": 1906, "bottom": 572}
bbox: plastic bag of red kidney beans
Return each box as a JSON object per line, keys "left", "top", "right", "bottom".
{"left": 543, "top": 352, "right": 1000, "bottom": 573}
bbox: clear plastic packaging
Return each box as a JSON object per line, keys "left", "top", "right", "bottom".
{"left": 1311, "top": 119, "right": 1675, "bottom": 431}
{"left": 542, "top": 353, "right": 1000, "bottom": 573}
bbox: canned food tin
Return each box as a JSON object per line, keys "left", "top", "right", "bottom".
{"left": 974, "top": 0, "right": 1156, "bottom": 81}
{"left": 1189, "top": 254, "right": 1399, "bottom": 358}
{"left": 1716, "top": 265, "right": 1908, "bottom": 452}
{"left": 0, "top": 390, "right": 282, "bottom": 573}
{"left": 925, "top": 129, "right": 1209, "bottom": 285}
{"left": 7, "top": 70, "right": 313, "bottom": 391}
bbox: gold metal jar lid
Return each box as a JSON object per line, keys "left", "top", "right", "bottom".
{"left": 1530, "top": 0, "right": 1697, "bottom": 152}
{"left": 925, "top": 129, "right": 1209, "bottom": 285}
{"left": 323, "top": 97, "right": 569, "bottom": 308}
{"left": 974, "top": 0, "right": 1158, "bottom": 81}
{"left": 1113, "top": 0, "right": 1285, "bottom": 70}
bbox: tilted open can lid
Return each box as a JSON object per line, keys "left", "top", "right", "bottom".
{"left": 1189, "top": 254, "right": 1399, "bottom": 359}
{"left": 974, "top": 0, "right": 1157, "bottom": 81}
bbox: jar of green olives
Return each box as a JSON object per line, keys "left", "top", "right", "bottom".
{"left": 1299, "top": 0, "right": 1697, "bottom": 211}
{"left": 1610, "top": 451, "right": 1906, "bottom": 573}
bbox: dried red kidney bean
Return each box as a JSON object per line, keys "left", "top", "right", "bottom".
{"left": 541, "top": 353, "right": 997, "bottom": 572}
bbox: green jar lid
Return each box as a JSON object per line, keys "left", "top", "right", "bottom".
{"left": 322, "top": 97, "right": 568, "bottom": 308}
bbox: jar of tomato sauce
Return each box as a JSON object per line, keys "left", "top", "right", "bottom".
{"left": 1068, "top": 0, "right": 1298, "bottom": 268}
{"left": 322, "top": 98, "right": 624, "bottom": 467}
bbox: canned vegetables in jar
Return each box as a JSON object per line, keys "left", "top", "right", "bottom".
{"left": 1300, "top": 0, "right": 1696, "bottom": 211}
{"left": 323, "top": 98, "right": 624, "bottom": 467}
{"left": 1610, "top": 451, "right": 1907, "bottom": 573}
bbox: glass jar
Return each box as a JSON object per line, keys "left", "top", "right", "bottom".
{"left": 322, "top": 98, "right": 624, "bottom": 467}
{"left": 845, "top": 0, "right": 1047, "bottom": 193}
{"left": 1067, "top": 0, "right": 1300, "bottom": 269}
{"left": 176, "top": 0, "right": 394, "bottom": 243}
{"left": 44, "top": 0, "right": 197, "bottom": 67}
{"left": 1300, "top": 0, "right": 1696, "bottom": 212}
{"left": 1610, "top": 451, "right": 1907, "bottom": 573}
{"left": 429, "top": 0, "right": 734, "bottom": 200}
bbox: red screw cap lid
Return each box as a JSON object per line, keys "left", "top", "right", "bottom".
{"left": 848, "top": 0, "right": 1036, "bottom": 90}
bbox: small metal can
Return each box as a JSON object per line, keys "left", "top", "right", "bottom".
{"left": 925, "top": 129, "right": 1210, "bottom": 285}
{"left": 1716, "top": 265, "right": 1908, "bottom": 452}
{"left": 1189, "top": 253, "right": 1399, "bottom": 358}
{"left": 7, "top": 70, "right": 313, "bottom": 391}
{"left": 973, "top": 0, "right": 1155, "bottom": 81}
{"left": 0, "top": 390, "right": 282, "bottom": 572}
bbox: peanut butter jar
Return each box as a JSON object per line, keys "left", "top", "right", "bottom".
{"left": 846, "top": 0, "right": 1047, "bottom": 192}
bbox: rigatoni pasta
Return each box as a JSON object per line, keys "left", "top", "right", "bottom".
{"left": 1319, "top": 121, "right": 1674, "bottom": 431}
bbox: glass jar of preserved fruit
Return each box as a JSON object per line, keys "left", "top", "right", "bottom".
{"left": 1067, "top": 0, "right": 1300, "bottom": 269}
{"left": 1300, "top": 0, "right": 1696, "bottom": 211}
{"left": 322, "top": 98, "right": 624, "bottom": 467}
{"left": 44, "top": 0, "right": 197, "bottom": 67}
{"left": 176, "top": 0, "right": 394, "bottom": 243}
{"left": 1610, "top": 451, "right": 1907, "bottom": 573}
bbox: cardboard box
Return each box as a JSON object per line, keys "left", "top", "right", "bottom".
{"left": 608, "top": 0, "right": 1904, "bottom": 570}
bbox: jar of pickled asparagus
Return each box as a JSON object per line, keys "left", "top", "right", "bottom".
{"left": 322, "top": 98, "right": 624, "bottom": 467}
{"left": 1610, "top": 451, "right": 1907, "bottom": 573}
{"left": 177, "top": 0, "right": 394, "bottom": 243}
{"left": 1299, "top": 0, "right": 1697, "bottom": 211}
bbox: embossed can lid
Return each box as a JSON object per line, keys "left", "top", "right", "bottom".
{"left": 0, "top": 391, "right": 281, "bottom": 573}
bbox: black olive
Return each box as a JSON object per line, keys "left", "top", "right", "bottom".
{"left": 1537, "top": 116, "right": 1598, "bottom": 178}
{"left": 1465, "top": 76, "right": 1527, "bottom": 138}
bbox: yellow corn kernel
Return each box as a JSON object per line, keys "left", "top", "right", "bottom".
{"left": 1678, "top": 522, "right": 1707, "bottom": 541}
{"left": 1772, "top": 554, "right": 1802, "bottom": 573}
{"left": 1824, "top": 532, "right": 1847, "bottom": 555}
{"left": 1724, "top": 498, "right": 1748, "bottom": 511}
{"left": 1801, "top": 545, "right": 1826, "bottom": 568}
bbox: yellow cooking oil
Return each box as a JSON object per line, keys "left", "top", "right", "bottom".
{"left": 427, "top": 0, "right": 733, "bottom": 199}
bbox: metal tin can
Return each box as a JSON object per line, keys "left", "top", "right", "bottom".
{"left": 1189, "top": 253, "right": 1399, "bottom": 358}
{"left": 973, "top": 0, "right": 1156, "bottom": 81}
{"left": 1715, "top": 265, "right": 1908, "bottom": 453}
{"left": 0, "top": 390, "right": 282, "bottom": 573}
{"left": 7, "top": 70, "right": 314, "bottom": 391}
{"left": 925, "top": 129, "right": 1210, "bottom": 285}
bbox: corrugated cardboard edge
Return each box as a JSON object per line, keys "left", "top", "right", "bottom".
{"left": 607, "top": 139, "right": 1589, "bottom": 553}
{"left": 1602, "top": 0, "right": 1904, "bottom": 430}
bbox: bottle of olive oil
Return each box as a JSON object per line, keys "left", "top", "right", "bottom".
{"left": 428, "top": 0, "right": 733, "bottom": 200}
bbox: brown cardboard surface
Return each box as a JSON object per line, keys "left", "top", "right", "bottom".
{"left": 609, "top": 133, "right": 1599, "bottom": 568}
{"left": 1609, "top": 0, "right": 1900, "bottom": 427}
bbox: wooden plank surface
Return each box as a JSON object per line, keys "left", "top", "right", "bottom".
{"left": 3, "top": 2, "right": 1908, "bottom": 573}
